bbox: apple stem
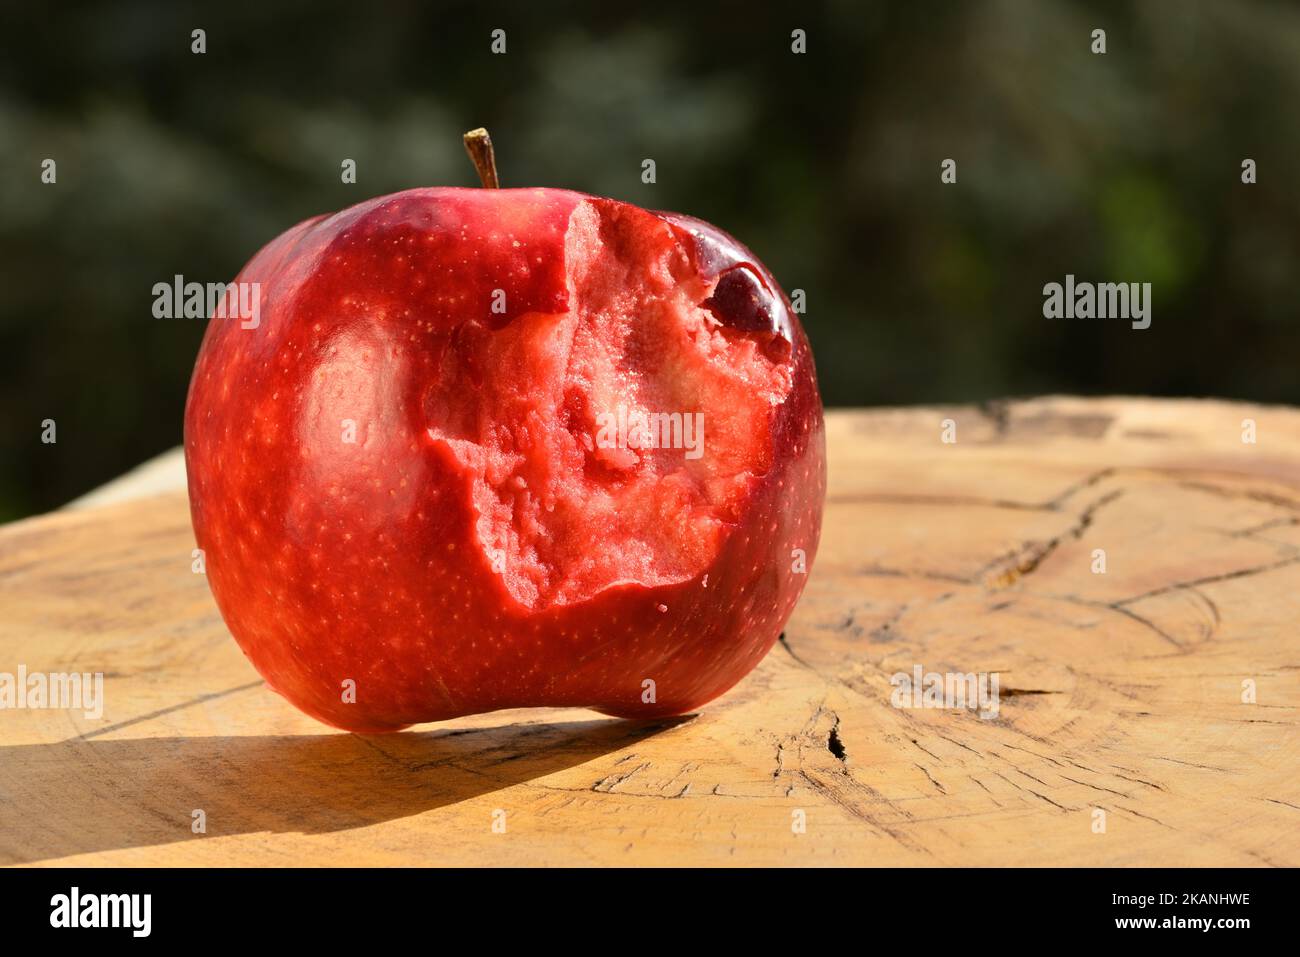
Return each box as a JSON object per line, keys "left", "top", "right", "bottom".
{"left": 463, "top": 128, "right": 501, "bottom": 189}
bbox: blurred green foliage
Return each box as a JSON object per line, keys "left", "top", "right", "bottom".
{"left": 2, "top": 0, "right": 1299, "bottom": 519}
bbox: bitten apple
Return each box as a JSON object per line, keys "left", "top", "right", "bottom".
{"left": 184, "top": 131, "right": 825, "bottom": 732}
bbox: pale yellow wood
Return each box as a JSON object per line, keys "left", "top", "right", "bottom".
{"left": 63, "top": 447, "right": 186, "bottom": 511}
{"left": 2, "top": 397, "right": 1297, "bottom": 866}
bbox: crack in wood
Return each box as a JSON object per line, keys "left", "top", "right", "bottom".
{"left": 1116, "top": 556, "right": 1300, "bottom": 607}
{"left": 983, "top": 489, "right": 1124, "bottom": 589}
{"left": 592, "top": 761, "right": 652, "bottom": 793}
{"left": 914, "top": 763, "right": 947, "bottom": 793}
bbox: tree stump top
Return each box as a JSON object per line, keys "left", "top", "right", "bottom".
{"left": 2, "top": 397, "right": 1297, "bottom": 865}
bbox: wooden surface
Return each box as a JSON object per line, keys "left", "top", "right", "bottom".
{"left": 2, "top": 397, "right": 1298, "bottom": 867}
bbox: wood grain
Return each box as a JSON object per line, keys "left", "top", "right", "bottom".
{"left": 1, "top": 398, "right": 1298, "bottom": 866}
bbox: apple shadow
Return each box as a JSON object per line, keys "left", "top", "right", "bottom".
{"left": 0, "top": 715, "right": 688, "bottom": 865}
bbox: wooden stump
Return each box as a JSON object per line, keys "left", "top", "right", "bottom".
{"left": 1, "top": 397, "right": 1297, "bottom": 865}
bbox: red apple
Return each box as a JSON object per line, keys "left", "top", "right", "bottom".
{"left": 184, "top": 134, "right": 825, "bottom": 732}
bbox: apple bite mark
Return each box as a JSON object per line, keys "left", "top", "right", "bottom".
{"left": 423, "top": 197, "right": 795, "bottom": 611}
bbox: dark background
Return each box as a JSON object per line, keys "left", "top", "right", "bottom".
{"left": 2, "top": 0, "right": 1298, "bottom": 520}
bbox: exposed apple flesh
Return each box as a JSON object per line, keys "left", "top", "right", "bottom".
{"left": 185, "top": 186, "right": 825, "bottom": 732}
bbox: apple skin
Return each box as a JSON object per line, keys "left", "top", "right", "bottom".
{"left": 185, "top": 187, "right": 825, "bottom": 732}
